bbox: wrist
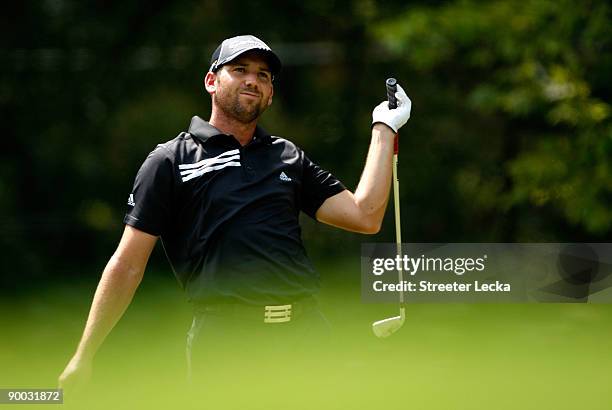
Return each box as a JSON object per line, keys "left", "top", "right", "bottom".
{"left": 372, "top": 122, "right": 397, "bottom": 140}
{"left": 74, "top": 348, "right": 95, "bottom": 363}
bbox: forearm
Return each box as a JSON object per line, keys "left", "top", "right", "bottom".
{"left": 73, "top": 254, "right": 144, "bottom": 361}
{"left": 353, "top": 124, "right": 396, "bottom": 226}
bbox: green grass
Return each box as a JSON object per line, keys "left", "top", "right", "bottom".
{"left": 1, "top": 260, "right": 612, "bottom": 409}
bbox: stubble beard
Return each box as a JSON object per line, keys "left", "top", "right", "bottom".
{"left": 215, "top": 88, "right": 268, "bottom": 124}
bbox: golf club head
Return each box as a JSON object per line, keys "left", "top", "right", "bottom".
{"left": 372, "top": 315, "right": 404, "bottom": 338}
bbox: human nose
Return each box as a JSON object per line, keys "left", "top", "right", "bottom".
{"left": 243, "top": 72, "right": 259, "bottom": 89}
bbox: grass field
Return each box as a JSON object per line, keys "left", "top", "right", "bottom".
{"left": 1, "top": 259, "right": 611, "bottom": 409}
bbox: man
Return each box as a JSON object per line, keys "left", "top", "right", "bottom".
{"left": 58, "top": 35, "right": 411, "bottom": 389}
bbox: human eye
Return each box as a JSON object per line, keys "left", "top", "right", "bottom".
{"left": 258, "top": 71, "right": 271, "bottom": 82}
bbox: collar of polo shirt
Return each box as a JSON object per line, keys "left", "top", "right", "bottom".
{"left": 187, "top": 116, "right": 272, "bottom": 145}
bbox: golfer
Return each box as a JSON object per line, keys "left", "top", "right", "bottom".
{"left": 58, "top": 34, "right": 411, "bottom": 388}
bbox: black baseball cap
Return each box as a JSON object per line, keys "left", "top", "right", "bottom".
{"left": 209, "top": 35, "right": 282, "bottom": 76}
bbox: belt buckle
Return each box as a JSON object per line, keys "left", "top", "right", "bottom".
{"left": 264, "top": 304, "right": 292, "bottom": 323}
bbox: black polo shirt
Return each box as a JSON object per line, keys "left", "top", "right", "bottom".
{"left": 124, "top": 116, "right": 345, "bottom": 305}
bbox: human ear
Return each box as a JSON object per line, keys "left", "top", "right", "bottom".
{"left": 204, "top": 72, "right": 217, "bottom": 95}
{"left": 267, "top": 87, "right": 274, "bottom": 106}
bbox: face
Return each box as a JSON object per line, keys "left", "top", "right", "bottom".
{"left": 205, "top": 52, "right": 274, "bottom": 124}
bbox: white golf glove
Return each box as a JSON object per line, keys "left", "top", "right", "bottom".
{"left": 371, "top": 83, "right": 412, "bottom": 133}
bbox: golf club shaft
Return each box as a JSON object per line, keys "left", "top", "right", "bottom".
{"left": 392, "top": 154, "right": 405, "bottom": 306}
{"left": 386, "top": 78, "right": 405, "bottom": 312}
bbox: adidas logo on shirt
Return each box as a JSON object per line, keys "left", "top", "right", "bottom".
{"left": 279, "top": 172, "right": 292, "bottom": 182}
{"left": 127, "top": 194, "right": 135, "bottom": 206}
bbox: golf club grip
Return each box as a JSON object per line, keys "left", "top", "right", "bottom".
{"left": 386, "top": 78, "right": 397, "bottom": 109}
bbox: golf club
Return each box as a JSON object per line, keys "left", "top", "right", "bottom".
{"left": 372, "top": 78, "right": 406, "bottom": 338}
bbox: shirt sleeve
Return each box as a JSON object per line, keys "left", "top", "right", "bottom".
{"left": 300, "top": 153, "right": 346, "bottom": 219}
{"left": 123, "top": 145, "right": 175, "bottom": 236}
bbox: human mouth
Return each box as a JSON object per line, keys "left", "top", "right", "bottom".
{"left": 240, "top": 91, "right": 261, "bottom": 98}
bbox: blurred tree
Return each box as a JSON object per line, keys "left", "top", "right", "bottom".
{"left": 373, "top": 0, "right": 612, "bottom": 239}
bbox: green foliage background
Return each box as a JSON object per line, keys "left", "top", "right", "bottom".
{"left": 1, "top": 0, "right": 611, "bottom": 284}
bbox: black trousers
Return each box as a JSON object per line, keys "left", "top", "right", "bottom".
{"left": 185, "top": 302, "right": 333, "bottom": 385}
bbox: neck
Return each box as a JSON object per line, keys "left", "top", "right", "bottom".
{"left": 209, "top": 108, "right": 257, "bottom": 146}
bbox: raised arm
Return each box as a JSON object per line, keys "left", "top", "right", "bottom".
{"left": 316, "top": 124, "right": 395, "bottom": 233}
{"left": 58, "top": 225, "right": 157, "bottom": 390}
{"left": 316, "top": 83, "right": 412, "bottom": 234}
